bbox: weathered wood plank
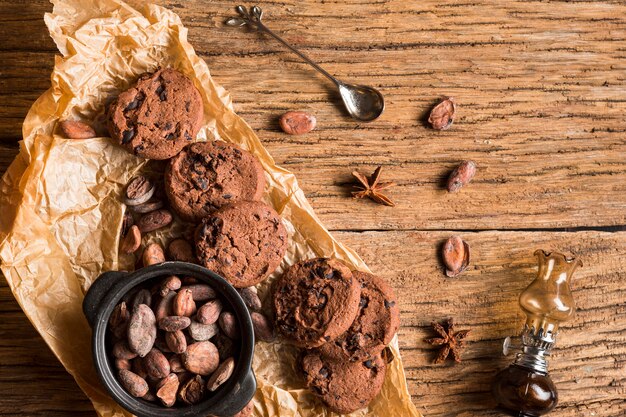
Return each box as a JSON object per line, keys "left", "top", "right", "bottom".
{"left": 2, "top": 230, "right": 625, "bottom": 416}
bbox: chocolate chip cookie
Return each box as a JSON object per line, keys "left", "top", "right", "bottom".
{"left": 195, "top": 201, "right": 287, "bottom": 288}
{"left": 319, "top": 270, "right": 400, "bottom": 361}
{"left": 165, "top": 141, "right": 265, "bottom": 222}
{"left": 107, "top": 68, "right": 204, "bottom": 160}
{"left": 273, "top": 258, "right": 361, "bottom": 349}
{"left": 301, "top": 350, "right": 386, "bottom": 414}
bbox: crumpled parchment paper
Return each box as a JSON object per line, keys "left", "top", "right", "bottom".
{"left": 0, "top": 1, "right": 422, "bottom": 416}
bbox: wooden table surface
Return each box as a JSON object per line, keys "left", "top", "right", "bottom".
{"left": 1, "top": 1, "right": 625, "bottom": 416}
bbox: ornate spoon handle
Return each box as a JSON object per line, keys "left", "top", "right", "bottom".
{"left": 226, "top": 5, "right": 340, "bottom": 86}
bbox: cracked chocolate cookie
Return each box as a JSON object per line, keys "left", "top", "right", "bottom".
{"left": 319, "top": 270, "right": 400, "bottom": 361}
{"left": 301, "top": 350, "right": 386, "bottom": 414}
{"left": 195, "top": 201, "right": 287, "bottom": 288}
{"left": 165, "top": 141, "right": 265, "bottom": 222}
{"left": 273, "top": 258, "right": 360, "bottom": 349}
{"left": 107, "top": 68, "right": 204, "bottom": 160}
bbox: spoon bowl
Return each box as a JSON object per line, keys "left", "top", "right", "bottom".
{"left": 338, "top": 82, "right": 385, "bottom": 122}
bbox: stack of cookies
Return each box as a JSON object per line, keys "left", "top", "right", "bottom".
{"left": 272, "top": 258, "right": 400, "bottom": 414}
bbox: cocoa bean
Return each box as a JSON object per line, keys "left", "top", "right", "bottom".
{"left": 167, "top": 239, "right": 196, "bottom": 263}
{"left": 130, "top": 199, "right": 164, "bottom": 214}
{"left": 206, "top": 357, "right": 235, "bottom": 392}
{"left": 115, "top": 358, "right": 132, "bottom": 370}
{"left": 178, "top": 375, "right": 206, "bottom": 405}
{"left": 428, "top": 97, "right": 456, "bottom": 130}
{"left": 165, "top": 330, "right": 188, "bottom": 354}
{"left": 181, "top": 276, "right": 199, "bottom": 285}
{"left": 118, "top": 369, "right": 149, "bottom": 398}
{"left": 442, "top": 235, "right": 470, "bottom": 277}
{"left": 160, "top": 275, "right": 181, "bottom": 296}
{"left": 131, "top": 289, "right": 152, "bottom": 311}
{"left": 155, "top": 291, "right": 176, "bottom": 321}
{"left": 238, "top": 287, "right": 262, "bottom": 311}
{"left": 121, "top": 211, "right": 134, "bottom": 237}
{"left": 279, "top": 111, "right": 316, "bottom": 135}
{"left": 154, "top": 334, "right": 173, "bottom": 353}
{"left": 142, "top": 390, "right": 158, "bottom": 402}
{"left": 127, "top": 304, "right": 157, "bottom": 357}
{"left": 109, "top": 302, "right": 129, "bottom": 339}
{"left": 125, "top": 175, "right": 155, "bottom": 206}
{"left": 143, "top": 348, "right": 170, "bottom": 379}
{"left": 143, "top": 242, "right": 165, "bottom": 267}
{"left": 138, "top": 209, "right": 173, "bottom": 233}
{"left": 173, "top": 288, "right": 196, "bottom": 317}
{"left": 447, "top": 160, "right": 477, "bottom": 193}
{"left": 251, "top": 312, "right": 275, "bottom": 342}
{"left": 59, "top": 120, "right": 97, "bottom": 139}
{"left": 120, "top": 225, "right": 141, "bottom": 254}
{"left": 218, "top": 311, "right": 239, "bottom": 340}
{"left": 156, "top": 373, "right": 179, "bottom": 407}
{"left": 196, "top": 299, "right": 222, "bottom": 325}
{"left": 188, "top": 320, "right": 219, "bottom": 341}
{"left": 182, "top": 341, "right": 219, "bottom": 376}
{"left": 112, "top": 341, "right": 138, "bottom": 360}
{"left": 169, "top": 355, "right": 185, "bottom": 373}
{"left": 158, "top": 316, "right": 191, "bottom": 332}
{"left": 183, "top": 284, "right": 216, "bottom": 302}
{"left": 214, "top": 333, "right": 235, "bottom": 361}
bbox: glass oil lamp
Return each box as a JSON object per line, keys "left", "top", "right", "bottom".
{"left": 492, "top": 250, "right": 582, "bottom": 417}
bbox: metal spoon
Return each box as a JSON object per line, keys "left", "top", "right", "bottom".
{"left": 226, "top": 5, "right": 385, "bottom": 122}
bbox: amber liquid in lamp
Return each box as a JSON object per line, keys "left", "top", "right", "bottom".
{"left": 492, "top": 250, "right": 582, "bottom": 417}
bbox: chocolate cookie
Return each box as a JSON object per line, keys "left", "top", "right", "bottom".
{"left": 273, "top": 258, "right": 360, "bottom": 348}
{"left": 319, "top": 271, "right": 400, "bottom": 361}
{"left": 107, "top": 68, "right": 203, "bottom": 160}
{"left": 195, "top": 201, "right": 287, "bottom": 288}
{"left": 165, "top": 141, "right": 265, "bottom": 222}
{"left": 301, "top": 350, "right": 386, "bottom": 414}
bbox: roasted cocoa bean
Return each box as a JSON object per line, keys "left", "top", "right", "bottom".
{"left": 167, "top": 239, "right": 196, "bottom": 263}
{"left": 131, "top": 289, "right": 152, "bottom": 311}
{"left": 115, "top": 358, "right": 132, "bottom": 370}
{"left": 178, "top": 375, "right": 206, "bottom": 405}
{"left": 182, "top": 341, "right": 219, "bottom": 376}
{"left": 158, "top": 316, "right": 191, "bottom": 332}
{"left": 251, "top": 312, "right": 275, "bottom": 342}
{"left": 138, "top": 209, "right": 173, "bottom": 233}
{"left": 120, "top": 225, "right": 141, "bottom": 254}
{"left": 428, "top": 97, "right": 456, "bottom": 130}
{"left": 125, "top": 175, "right": 155, "bottom": 206}
{"left": 121, "top": 211, "right": 134, "bottom": 236}
{"left": 154, "top": 334, "right": 173, "bottom": 353}
{"left": 131, "top": 199, "right": 164, "bottom": 214}
{"left": 196, "top": 299, "right": 222, "bottom": 325}
{"left": 112, "top": 341, "right": 138, "bottom": 360}
{"left": 160, "top": 275, "right": 181, "bottom": 296}
{"left": 155, "top": 291, "right": 176, "bottom": 321}
{"left": 59, "top": 120, "right": 97, "bottom": 139}
{"left": 206, "top": 357, "right": 235, "bottom": 392}
{"left": 442, "top": 235, "right": 470, "bottom": 277}
{"left": 165, "top": 330, "right": 188, "bottom": 354}
{"left": 118, "top": 369, "right": 149, "bottom": 398}
{"left": 188, "top": 320, "right": 219, "bottom": 341}
{"left": 143, "top": 242, "right": 165, "bottom": 267}
{"left": 214, "top": 333, "right": 235, "bottom": 361}
{"left": 447, "top": 160, "right": 476, "bottom": 193}
{"left": 183, "top": 284, "right": 216, "bottom": 302}
{"left": 173, "top": 288, "right": 196, "bottom": 317}
{"left": 218, "top": 311, "right": 239, "bottom": 340}
{"left": 238, "top": 287, "right": 262, "bottom": 311}
{"left": 279, "top": 111, "right": 316, "bottom": 135}
{"left": 156, "top": 373, "right": 179, "bottom": 407}
{"left": 169, "top": 355, "right": 185, "bottom": 373}
{"left": 143, "top": 348, "right": 171, "bottom": 379}
{"left": 128, "top": 304, "right": 157, "bottom": 357}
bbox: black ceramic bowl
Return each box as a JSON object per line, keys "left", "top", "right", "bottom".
{"left": 83, "top": 262, "right": 256, "bottom": 417}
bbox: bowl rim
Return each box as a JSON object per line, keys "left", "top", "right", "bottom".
{"left": 90, "top": 262, "right": 255, "bottom": 417}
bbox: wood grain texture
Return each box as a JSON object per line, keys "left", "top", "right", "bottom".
{"left": 0, "top": 0, "right": 625, "bottom": 416}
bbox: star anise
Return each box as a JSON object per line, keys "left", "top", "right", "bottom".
{"left": 352, "top": 166, "right": 396, "bottom": 207}
{"left": 424, "top": 318, "right": 470, "bottom": 364}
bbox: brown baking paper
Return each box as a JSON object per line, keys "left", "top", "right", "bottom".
{"left": 0, "top": 1, "right": 422, "bottom": 416}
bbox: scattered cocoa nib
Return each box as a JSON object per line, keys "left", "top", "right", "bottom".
{"left": 352, "top": 166, "right": 396, "bottom": 207}
{"left": 59, "top": 120, "right": 97, "bottom": 139}
{"left": 279, "top": 111, "right": 316, "bottom": 135}
{"left": 120, "top": 225, "right": 142, "bottom": 254}
{"left": 424, "top": 318, "right": 470, "bottom": 364}
{"left": 447, "top": 160, "right": 476, "bottom": 192}
{"left": 428, "top": 97, "right": 456, "bottom": 130}
{"left": 442, "top": 235, "right": 470, "bottom": 277}
{"left": 137, "top": 209, "right": 173, "bottom": 233}
{"left": 125, "top": 175, "right": 155, "bottom": 206}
